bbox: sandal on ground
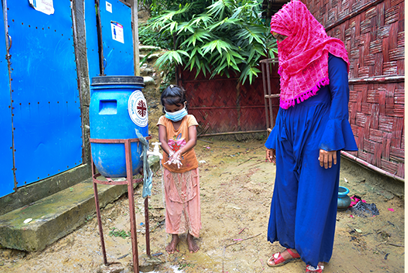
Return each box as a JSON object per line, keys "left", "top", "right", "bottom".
{"left": 306, "top": 264, "right": 324, "bottom": 272}
{"left": 267, "top": 248, "right": 300, "bottom": 267}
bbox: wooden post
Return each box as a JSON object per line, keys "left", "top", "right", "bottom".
{"left": 132, "top": 0, "right": 140, "bottom": 76}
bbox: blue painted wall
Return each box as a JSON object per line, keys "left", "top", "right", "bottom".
{"left": 5, "top": 1, "right": 82, "bottom": 190}
{"left": 1, "top": 0, "right": 136, "bottom": 198}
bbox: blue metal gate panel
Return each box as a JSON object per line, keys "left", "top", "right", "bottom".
{"left": 85, "top": 0, "right": 100, "bottom": 79}
{"left": 100, "top": 0, "right": 134, "bottom": 75}
{"left": 8, "top": 1, "right": 82, "bottom": 186}
{"left": 0, "top": 6, "right": 15, "bottom": 198}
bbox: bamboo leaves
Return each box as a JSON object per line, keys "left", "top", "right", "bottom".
{"left": 207, "top": 0, "right": 235, "bottom": 20}
{"left": 239, "top": 65, "right": 261, "bottom": 85}
{"left": 155, "top": 50, "right": 190, "bottom": 70}
{"left": 143, "top": 0, "right": 277, "bottom": 85}
{"left": 202, "top": 40, "right": 231, "bottom": 55}
{"left": 190, "top": 14, "right": 213, "bottom": 28}
{"left": 236, "top": 25, "right": 266, "bottom": 44}
{"left": 181, "top": 29, "right": 212, "bottom": 47}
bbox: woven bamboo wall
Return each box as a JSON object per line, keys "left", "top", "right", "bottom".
{"left": 177, "top": 68, "right": 267, "bottom": 135}
{"left": 303, "top": 0, "right": 405, "bottom": 179}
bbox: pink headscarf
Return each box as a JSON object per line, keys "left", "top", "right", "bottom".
{"left": 270, "top": 0, "right": 350, "bottom": 109}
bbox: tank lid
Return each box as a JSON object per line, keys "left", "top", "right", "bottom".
{"left": 91, "top": 76, "right": 145, "bottom": 86}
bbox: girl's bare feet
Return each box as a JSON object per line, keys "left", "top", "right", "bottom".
{"left": 187, "top": 233, "right": 199, "bottom": 253}
{"left": 165, "top": 234, "right": 179, "bottom": 254}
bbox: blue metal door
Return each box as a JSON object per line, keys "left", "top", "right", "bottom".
{"left": 6, "top": 1, "right": 82, "bottom": 187}
{"left": 85, "top": 0, "right": 100, "bottom": 79}
{"left": 99, "top": 0, "right": 134, "bottom": 75}
{"left": 0, "top": 4, "right": 15, "bottom": 198}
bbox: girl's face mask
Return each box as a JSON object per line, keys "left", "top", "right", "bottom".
{"left": 164, "top": 103, "right": 188, "bottom": 122}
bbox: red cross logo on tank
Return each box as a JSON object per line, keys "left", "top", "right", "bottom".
{"left": 128, "top": 90, "right": 148, "bottom": 127}
{"left": 137, "top": 100, "right": 147, "bottom": 117}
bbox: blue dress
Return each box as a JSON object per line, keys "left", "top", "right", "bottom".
{"left": 264, "top": 54, "right": 358, "bottom": 267}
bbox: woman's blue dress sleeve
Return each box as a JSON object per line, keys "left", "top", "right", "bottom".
{"left": 265, "top": 109, "right": 280, "bottom": 149}
{"left": 318, "top": 54, "right": 358, "bottom": 151}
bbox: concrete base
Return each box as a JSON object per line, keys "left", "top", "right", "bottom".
{"left": 0, "top": 179, "right": 128, "bottom": 252}
{"left": 0, "top": 155, "right": 161, "bottom": 252}
{"left": 0, "top": 164, "right": 91, "bottom": 216}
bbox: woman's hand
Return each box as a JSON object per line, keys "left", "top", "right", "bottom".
{"left": 318, "top": 149, "right": 337, "bottom": 169}
{"left": 266, "top": 149, "right": 276, "bottom": 164}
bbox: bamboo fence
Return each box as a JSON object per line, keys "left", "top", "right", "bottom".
{"left": 303, "top": 0, "right": 404, "bottom": 180}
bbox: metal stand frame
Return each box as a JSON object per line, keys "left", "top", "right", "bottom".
{"left": 260, "top": 58, "right": 280, "bottom": 134}
{"left": 90, "top": 136, "right": 152, "bottom": 273}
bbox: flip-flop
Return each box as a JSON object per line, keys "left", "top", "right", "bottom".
{"left": 267, "top": 248, "right": 300, "bottom": 267}
{"left": 306, "top": 264, "right": 325, "bottom": 272}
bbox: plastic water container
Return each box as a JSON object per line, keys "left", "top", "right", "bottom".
{"left": 90, "top": 76, "right": 148, "bottom": 177}
{"left": 337, "top": 186, "right": 351, "bottom": 210}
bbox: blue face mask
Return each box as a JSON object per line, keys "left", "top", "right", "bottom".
{"left": 165, "top": 105, "right": 188, "bottom": 122}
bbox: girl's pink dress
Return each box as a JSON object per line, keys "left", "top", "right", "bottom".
{"left": 163, "top": 168, "right": 201, "bottom": 237}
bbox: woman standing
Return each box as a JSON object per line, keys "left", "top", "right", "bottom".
{"left": 264, "top": 1, "right": 358, "bottom": 272}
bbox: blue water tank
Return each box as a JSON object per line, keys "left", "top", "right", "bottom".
{"left": 90, "top": 76, "right": 149, "bottom": 178}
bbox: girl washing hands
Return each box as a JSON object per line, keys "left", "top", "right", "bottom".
{"left": 157, "top": 85, "right": 201, "bottom": 254}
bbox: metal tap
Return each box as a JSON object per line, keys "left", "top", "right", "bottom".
{"left": 146, "top": 142, "right": 162, "bottom": 159}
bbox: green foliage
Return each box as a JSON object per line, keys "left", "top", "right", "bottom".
{"left": 139, "top": 0, "right": 193, "bottom": 17}
{"left": 178, "top": 262, "right": 196, "bottom": 270}
{"left": 84, "top": 214, "right": 94, "bottom": 223}
{"left": 138, "top": 22, "right": 173, "bottom": 50}
{"left": 142, "top": 0, "right": 278, "bottom": 85}
{"left": 155, "top": 50, "right": 190, "bottom": 70}
{"left": 108, "top": 227, "right": 131, "bottom": 239}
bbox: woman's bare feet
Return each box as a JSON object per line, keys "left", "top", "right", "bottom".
{"left": 187, "top": 233, "right": 199, "bottom": 253}
{"left": 165, "top": 234, "right": 179, "bottom": 254}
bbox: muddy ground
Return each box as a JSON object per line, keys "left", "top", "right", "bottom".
{"left": 0, "top": 115, "right": 404, "bottom": 273}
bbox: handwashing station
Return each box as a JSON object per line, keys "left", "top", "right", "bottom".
{"left": 89, "top": 76, "right": 162, "bottom": 273}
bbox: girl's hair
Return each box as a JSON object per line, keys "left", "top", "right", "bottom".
{"left": 160, "top": 85, "right": 187, "bottom": 113}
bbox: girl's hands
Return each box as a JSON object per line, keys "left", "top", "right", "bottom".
{"left": 266, "top": 149, "right": 276, "bottom": 164}
{"left": 170, "top": 150, "right": 182, "bottom": 162}
{"left": 318, "top": 149, "right": 337, "bottom": 169}
{"left": 168, "top": 150, "right": 175, "bottom": 159}
{"left": 165, "top": 150, "right": 182, "bottom": 169}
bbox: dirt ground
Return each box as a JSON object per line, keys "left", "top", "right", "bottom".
{"left": 0, "top": 122, "right": 404, "bottom": 272}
